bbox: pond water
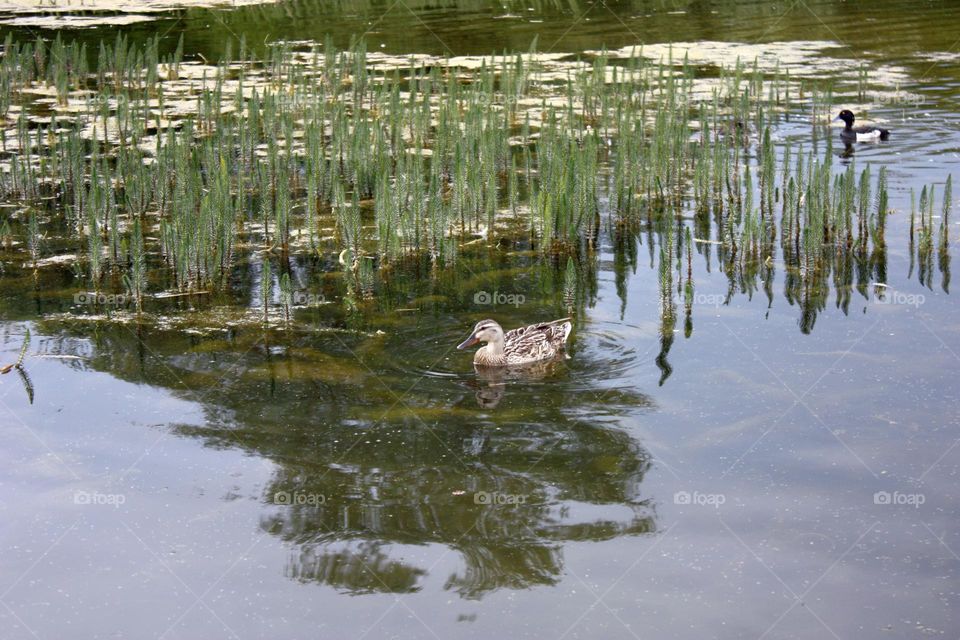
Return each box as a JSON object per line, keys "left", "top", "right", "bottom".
{"left": 1, "top": 0, "right": 959, "bottom": 638}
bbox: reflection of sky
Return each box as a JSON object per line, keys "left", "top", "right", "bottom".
{"left": 594, "top": 225, "right": 959, "bottom": 637}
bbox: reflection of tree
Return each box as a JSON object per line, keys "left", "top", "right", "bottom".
{"left": 446, "top": 539, "right": 563, "bottom": 597}
{"left": 33, "top": 249, "right": 654, "bottom": 599}
{"left": 236, "top": 411, "right": 653, "bottom": 599}
{"left": 279, "top": 541, "right": 426, "bottom": 594}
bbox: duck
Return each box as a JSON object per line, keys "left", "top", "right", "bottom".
{"left": 457, "top": 318, "right": 572, "bottom": 367}
{"left": 834, "top": 110, "right": 890, "bottom": 142}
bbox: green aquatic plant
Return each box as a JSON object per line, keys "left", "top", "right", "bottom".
{"left": 563, "top": 256, "right": 578, "bottom": 311}
{"left": 261, "top": 255, "right": 272, "bottom": 324}
{"left": 123, "top": 217, "right": 146, "bottom": 314}
{"left": 26, "top": 208, "right": 40, "bottom": 265}
{"left": 86, "top": 202, "right": 102, "bottom": 287}
{"left": 0, "top": 32, "right": 949, "bottom": 339}
{"left": 280, "top": 271, "right": 293, "bottom": 323}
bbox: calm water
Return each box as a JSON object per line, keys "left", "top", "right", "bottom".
{"left": 1, "top": 1, "right": 959, "bottom": 638}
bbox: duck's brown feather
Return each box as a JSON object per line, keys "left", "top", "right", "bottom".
{"left": 499, "top": 318, "right": 572, "bottom": 365}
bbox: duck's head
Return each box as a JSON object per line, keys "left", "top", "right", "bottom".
{"left": 457, "top": 319, "right": 504, "bottom": 350}
{"left": 834, "top": 109, "right": 855, "bottom": 127}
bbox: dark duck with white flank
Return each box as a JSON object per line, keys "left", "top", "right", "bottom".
{"left": 834, "top": 109, "right": 890, "bottom": 142}
{"left": 457, "top": 318, "right": 572, "bottom": 367}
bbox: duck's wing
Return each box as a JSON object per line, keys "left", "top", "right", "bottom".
{"left": 854, "top": 127, "right": 883, "bottom": 142}
{"left": 503, "top": 329, "right": 555, "bottom": 362}
{"left": 503, "top": 319, "right": 572, "bottom": 361}
{"left": 852, "top": 123, "right": 890, "bottom": 139}
{"left": 504, "top": 318, "right": 571, "bottom": 342}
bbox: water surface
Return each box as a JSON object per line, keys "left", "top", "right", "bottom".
{"left": 1, "top": 1, "right": 959, "bottom": 638}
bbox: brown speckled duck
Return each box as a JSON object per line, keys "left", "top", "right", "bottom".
{"left": 457, "top": 318, "right": 572, "bottom": 367}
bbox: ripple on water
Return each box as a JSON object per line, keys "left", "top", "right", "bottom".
{"left": 565, "top": 320, "right": 659, "bottom": 390}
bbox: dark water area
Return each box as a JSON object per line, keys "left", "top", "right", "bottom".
{"left": 1, "top": 0, "right": 959, "bottom": 638}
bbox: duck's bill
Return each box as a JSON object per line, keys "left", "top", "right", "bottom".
{"left": 457, "top": 335, "right": 479, "bottom": 350}
{"left": 831, "top": 116, "right": 842, "bottom": 122}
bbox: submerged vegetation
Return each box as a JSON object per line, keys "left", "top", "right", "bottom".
{"left": 0, "top": 33, "right": 952, "bottom": 340}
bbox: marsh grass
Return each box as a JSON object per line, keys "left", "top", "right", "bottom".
{"left": 0, "top": 34, "right": 949, "bottom": 332}
{"left": 908, "top": 175, "right": 954, "bottom": 290}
